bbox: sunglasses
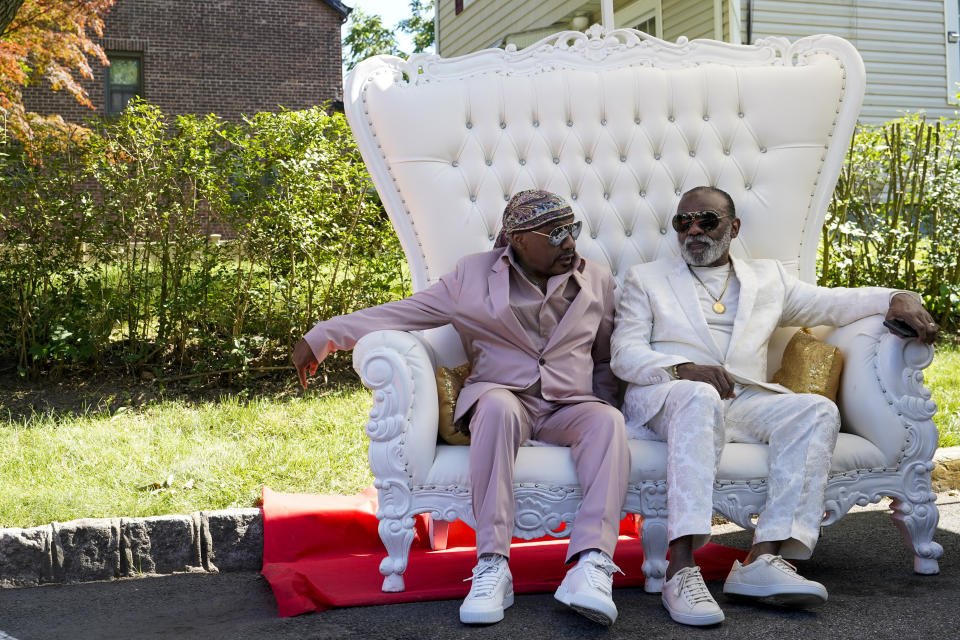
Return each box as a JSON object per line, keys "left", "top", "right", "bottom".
{"left": 528, "top": 220, "right": 583, "bottom": 246}
{"left": 671, "top": 210, "right": 730, "bottom": 233}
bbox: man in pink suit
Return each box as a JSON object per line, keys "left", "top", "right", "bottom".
{"left": 292, "top": 190, "right": 630, "bottom": 627}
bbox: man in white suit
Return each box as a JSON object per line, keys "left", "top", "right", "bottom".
{"left": 610, "top": 186, "right": 937, "bottom": 627}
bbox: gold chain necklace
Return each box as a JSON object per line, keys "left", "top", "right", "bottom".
{"left": 688, "top": 263, "right": 733, "bottom": 314}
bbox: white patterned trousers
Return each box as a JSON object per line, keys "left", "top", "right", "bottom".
{"left": 643, "top": 381, "right": 840, "bottom": 559}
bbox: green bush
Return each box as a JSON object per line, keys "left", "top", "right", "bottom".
{"left": 820, "top": 114, "right": 960, "bottom": 330}
{"left": 3, "top": 105, "right": 958, "bottom": 378}
{"left": 0, "top": 103, "right": 407, "bottom": 378}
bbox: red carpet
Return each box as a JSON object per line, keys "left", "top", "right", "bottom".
{"left": 260, "top": 486, "right": 747, "bottom": 617}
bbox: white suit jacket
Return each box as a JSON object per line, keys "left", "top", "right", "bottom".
{"left": 610, "top": 256, "right": 895, "bottom": 426}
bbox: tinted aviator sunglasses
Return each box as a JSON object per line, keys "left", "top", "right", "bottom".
{"left": 671, "top": 210, "right": 730, "bottom": 233}
{"left": 528, "top": 220, "right": 583, "bottom": 246}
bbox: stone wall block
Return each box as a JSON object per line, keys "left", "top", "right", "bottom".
{"left": 52, "top": 518, "right": 122, "bottom": 583}
{"left": 0, "top": 526, "right": 54, "bottom": 587}
{"left": 202, "top": 508, "right": 262, "bottom": 572}
{"left": 120, "top": 515, "right": 202, "bottom": 576}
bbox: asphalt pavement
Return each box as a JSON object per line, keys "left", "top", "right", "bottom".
{"left": 2, "top": 494, "right": 959, "bottom": 640}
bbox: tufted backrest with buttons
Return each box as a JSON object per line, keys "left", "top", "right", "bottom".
{"left": 344, "top": 28, "right": 865, "bottom": 366}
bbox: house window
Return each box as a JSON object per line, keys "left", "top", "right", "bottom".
{"left": 634, "top": 16, "right": 656, "bottom": 35}
{"left": 105, "top": 53, "right": 143, "bottom": 115}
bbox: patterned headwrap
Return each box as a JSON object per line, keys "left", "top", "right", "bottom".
{"left": 494, "top": 189, "right": 574, "bottom": 248}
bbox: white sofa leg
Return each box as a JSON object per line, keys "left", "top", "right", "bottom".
{"left": 378, "top": 514, "right": 417, "bottom": 592}
{"left": 889, "top": 497, "right": 943, "bottom": 575}
{"left": 641, "top": 515, "right": 669, "bottom": 593}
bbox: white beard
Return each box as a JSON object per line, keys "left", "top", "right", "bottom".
{"left": 681, "top": 226, "right": 732, "bottom": 266}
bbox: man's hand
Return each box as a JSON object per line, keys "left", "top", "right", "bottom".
{"left": 292, "top": 338, "right": 320, "bottom": 389}
{"left": 676, "top": 363, "right": 737, "bottom": 399}
{"left": 887, "top": 293, "right": 938, "bottom": 344}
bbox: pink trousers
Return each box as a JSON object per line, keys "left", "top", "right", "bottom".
{"left": 468, "top": 388, "right": 630, "bottom": 562}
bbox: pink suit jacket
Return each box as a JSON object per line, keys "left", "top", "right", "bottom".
{"left": 304, "top": 247, "right": 619, "bottom": 420}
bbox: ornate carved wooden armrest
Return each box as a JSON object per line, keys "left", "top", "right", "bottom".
{"left": 353, "top": 329, "right": 439, "bottom": 591}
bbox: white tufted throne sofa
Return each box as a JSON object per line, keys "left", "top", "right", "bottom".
{"left": 343, "top": 26, "right": 941, "bottom": 594}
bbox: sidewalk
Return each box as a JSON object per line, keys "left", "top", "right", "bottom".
{"left": 2, "top": 492, "right": 958, "bottom": 640}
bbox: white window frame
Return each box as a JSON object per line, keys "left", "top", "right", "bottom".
{"left": 946, "top": 0, "right": 959, "bottom": 105}
{"left": 615, "top": 0, "right": 662, "bottom": 39}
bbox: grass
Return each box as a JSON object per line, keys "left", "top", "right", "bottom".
{"left": 929, "top": 343, "right": 960, "bottom": 447}
{"left": 0, "top": 387, "right": 374, "bottom": 528}
{"left": 1, "top": 342, "right": 958, "bottom": 528}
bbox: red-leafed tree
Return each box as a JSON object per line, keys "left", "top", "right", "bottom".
{"left": 1, "top": 0, "right": 115, "bottom": 139}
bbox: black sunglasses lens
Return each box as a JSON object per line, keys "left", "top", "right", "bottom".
{"left": 549, "top": 221, "right": 581, "bottom": 245}
{"left": 697, "top": 211, "right": 720, "bottom": 230}
{"left": 673, "top": 211, "right": 720, "bottom": 233}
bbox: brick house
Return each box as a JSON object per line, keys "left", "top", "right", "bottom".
{"left": 24, "top": 0, "right": 351, "bottom": 123}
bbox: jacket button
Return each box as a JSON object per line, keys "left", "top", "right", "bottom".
{"left": 538, "top": 357, "right": 546, "bottom": 365}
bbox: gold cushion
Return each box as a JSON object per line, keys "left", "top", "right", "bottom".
{"left": 772, "top": 328, "right": 844, "bottom": 402}
{"left": 436, "top": 363, "right": 471, "bottom": 445}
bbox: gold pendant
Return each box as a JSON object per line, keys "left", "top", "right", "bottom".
{"left": 712, "top": 301, "right": 726, "bottom": 314}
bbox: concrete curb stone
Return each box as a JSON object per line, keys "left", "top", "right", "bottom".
{"left": 0, "top": 526, "right": 54, "bottom": 587}
{"left": 0, "top": 508, "right": 262, "bottom": 589}
{"left": 932, "top": 445, "right": 960, "bottom": 492}
{"left": 53, "top": 518, "right": 122, "bottom": 583}
{"left": 121, "top": 514, "right": 204, "bottom": 575}
{"left": 203, "top": 508, "right": 263, "bottom": 573}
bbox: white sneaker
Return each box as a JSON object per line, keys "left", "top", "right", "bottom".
{"left": 661, "top": 566, "right": 725, "bottom": 626}
{"left": 723, "top": 554, "right": 828, "bottom": 607}
{"left": 554, "top": 550, "right": 623, "bottom": 626}
{"left": 459, "top": 554, "right": 514, "bottom": 624}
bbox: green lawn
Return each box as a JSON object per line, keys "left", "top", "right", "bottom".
{"left": 0, "top": 388, "right": 374, "bottom": 528}
{"left": 929, "top": 344, "right": 960, "bottom": 447}
{"left": 1, "top": 342, "right": 958, "bottom": 528}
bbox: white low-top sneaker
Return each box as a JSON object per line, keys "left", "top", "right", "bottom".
{"left": 554, "top": 550, "right": 623, "bottom": 626}
{"left": 459, "top": 554, "right": 514, "bottom": 624}
{"left": 661, "top": 566, "right": 725, "bottom": 626}
{"left": 723, "top": 554, "right": 828, "bottom": 607}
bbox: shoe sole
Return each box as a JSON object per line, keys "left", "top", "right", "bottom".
{"left": 723, "top": 584, "right": 827, "bottom": 608}
{"left": 459, "top": 591, "right": 514, "bottom": 624}
{"left": 555, "top": 584, "right": 617, "bottom": 626}
{"left": 661, "top": 596, "right": 725, "bottom": 626}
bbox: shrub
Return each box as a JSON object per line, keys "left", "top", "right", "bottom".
{"left": 0, "top": 103, "right": 407, "bottom": 379}
{"left": 820, "top": 114, "right": 960, "bottom": 330}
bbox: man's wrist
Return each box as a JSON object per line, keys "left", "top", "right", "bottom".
{"left": 665, "top": 362, "right": 691, "bottom": 380}
{"left": 890, "top": 291, "right": 921, "bottom": 305}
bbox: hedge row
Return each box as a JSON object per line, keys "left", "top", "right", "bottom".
{"left": 0, "top": 102, "right": 407, "bottom": 379}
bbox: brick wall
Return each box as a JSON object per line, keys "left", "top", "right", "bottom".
{"left": 24, "top": 0, "right": 347, "bottom": 123}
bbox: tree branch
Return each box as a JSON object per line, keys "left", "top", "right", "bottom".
{"left": 0, "top": 0, "right": 27, "bottom": 37}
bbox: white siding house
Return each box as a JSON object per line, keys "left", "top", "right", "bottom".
{"left": 435, "top": 0, "right": 959, "bottom": 123}
{"left": 743, "top": 0, "right": 958, "bottom": 122}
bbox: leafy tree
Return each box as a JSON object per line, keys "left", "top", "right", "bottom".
{"left": 397, "top": 0, "right": 434, "bottom": 54}
{"left": 0, "top": 0, "right": 115, "bottom": 139}
{"left": 0, "top": 1, "right": 26, "bottom": 35}
{"left": 343, "top": 2, "right": 435, "bottom": 71}
{"left": 342, "top": 8, "right": 401, "bottom": 72}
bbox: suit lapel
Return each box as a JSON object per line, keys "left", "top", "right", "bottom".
{"left": 544, "top": 264, "right": 591, "bottom": 352}
{"left": 666, "top": 258, "right": 725, "bottom": 361}
{"left": 726, "top": 256, "right": 757, "bottom": 360}
{"left": 487, "top": 261, "right": 538, "bottom": 354}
